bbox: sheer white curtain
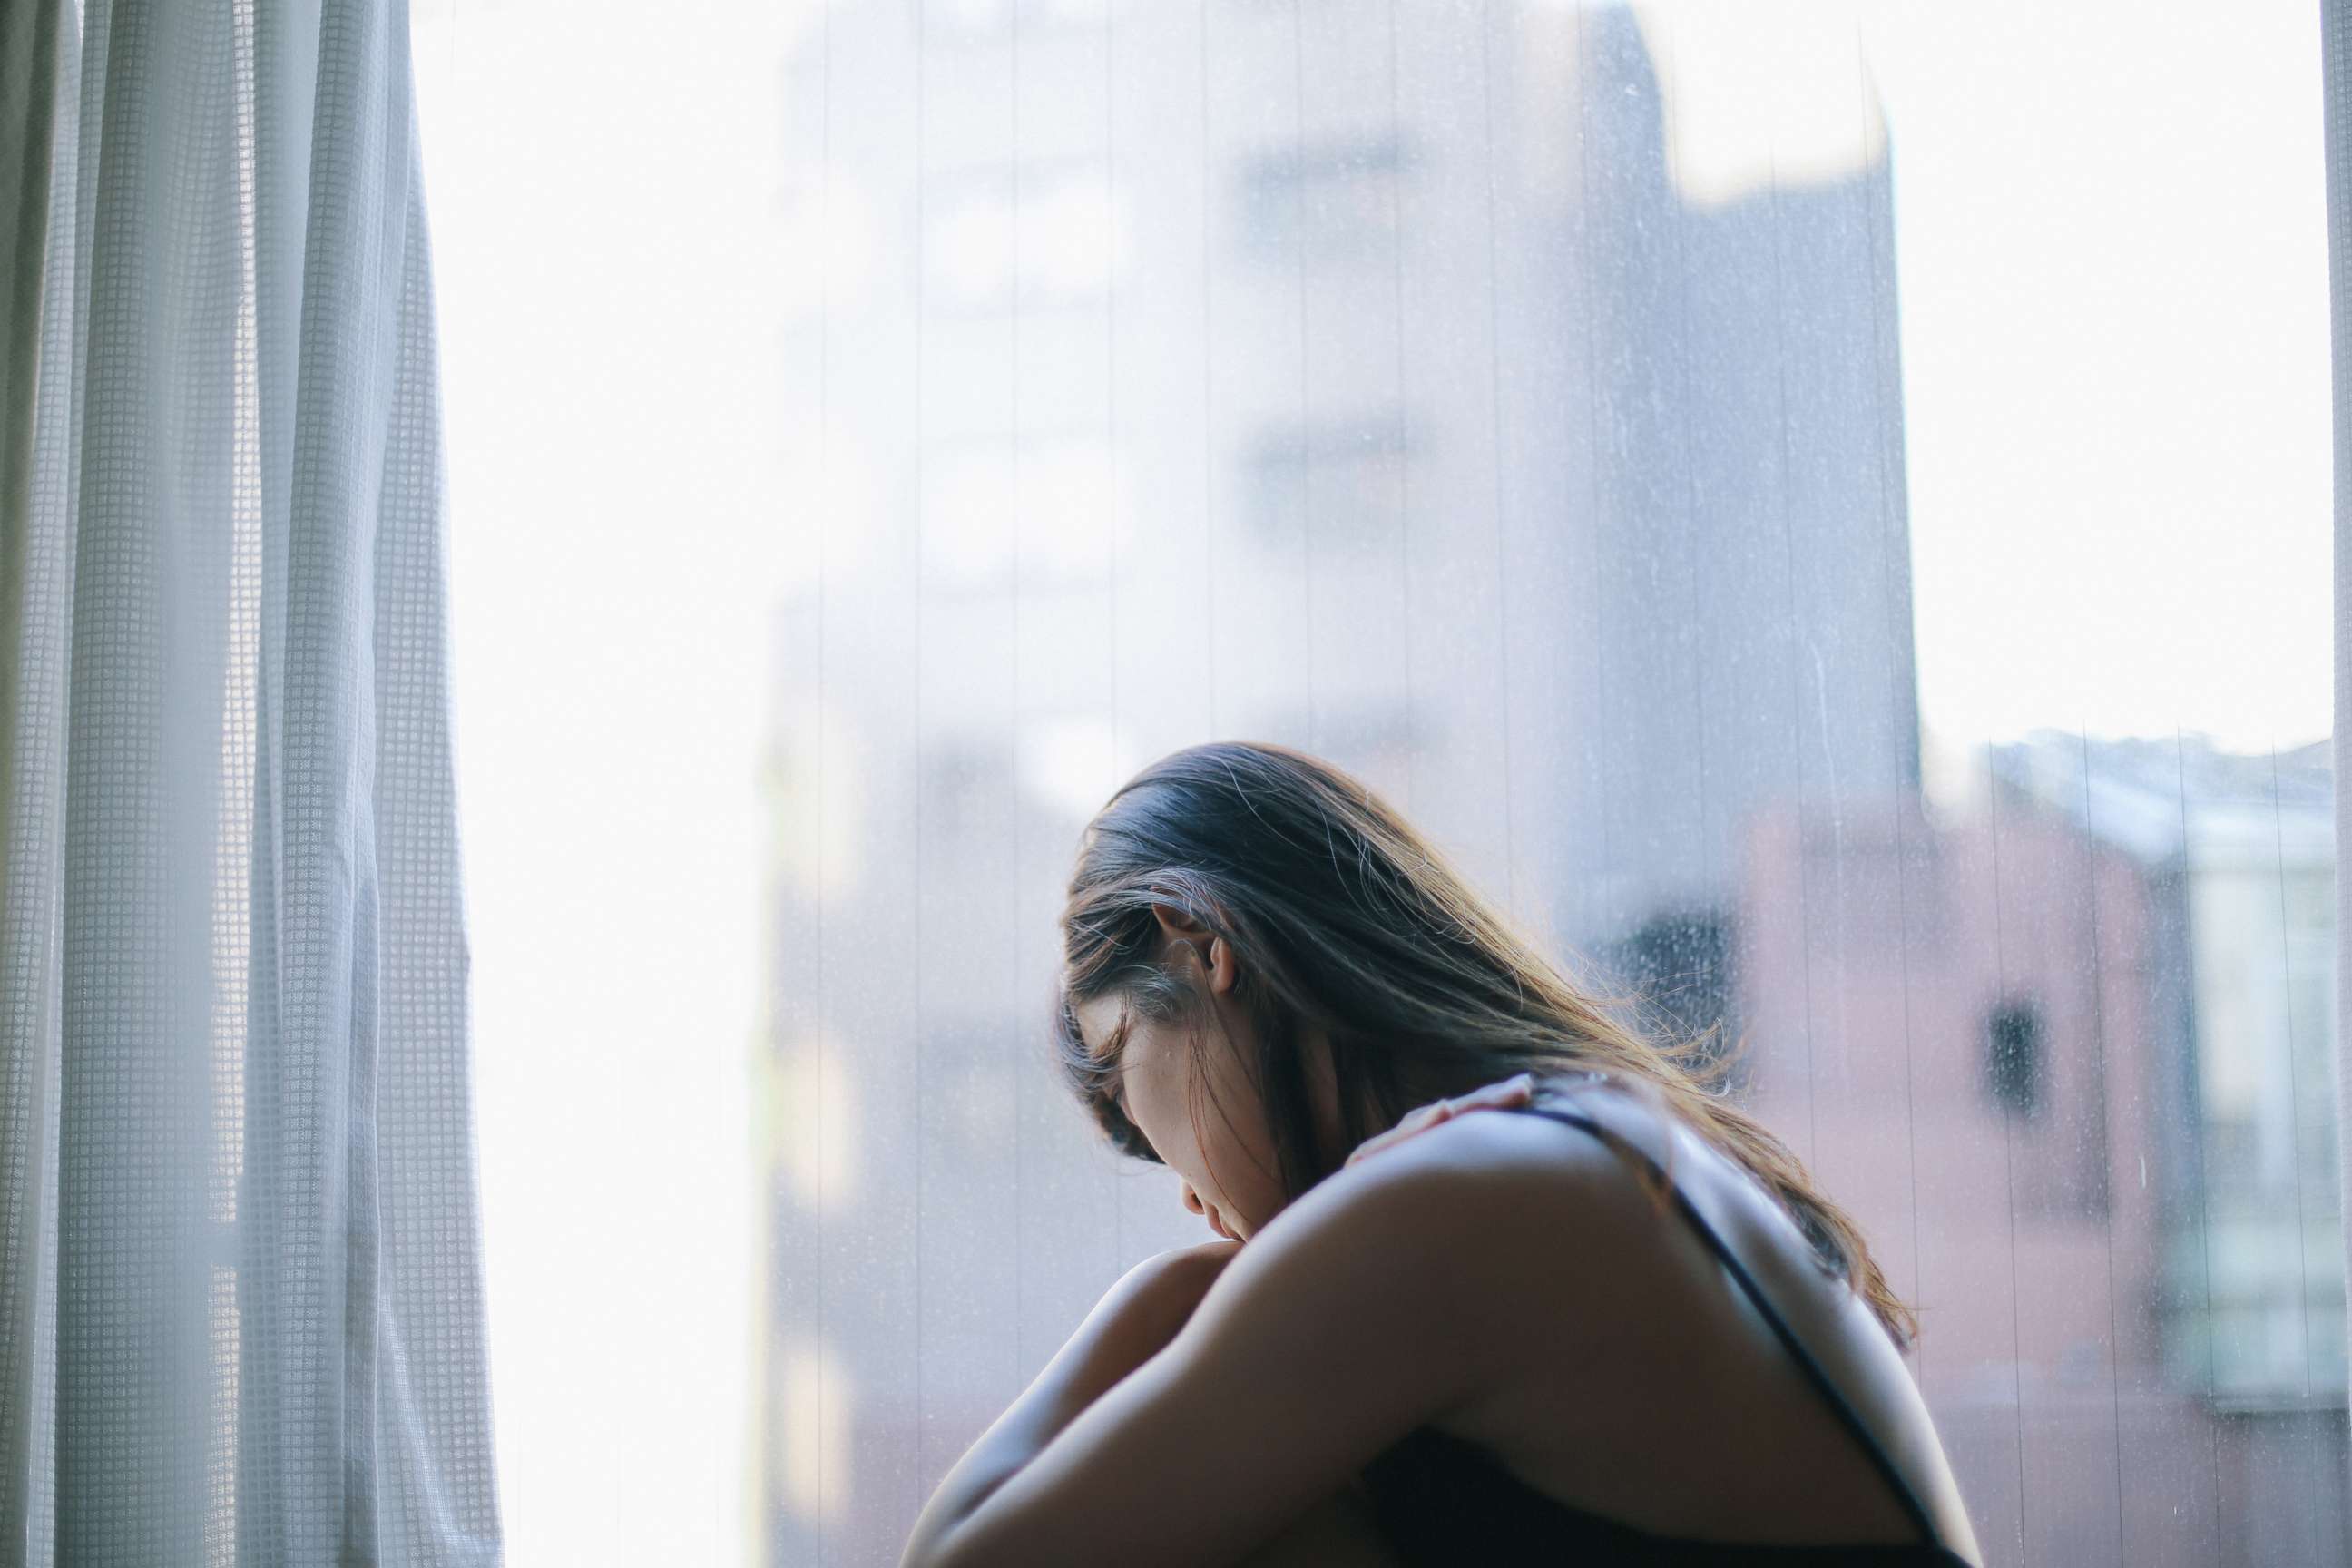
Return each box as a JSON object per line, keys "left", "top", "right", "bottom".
{"left": 0, "top": 1, "right": 499, "bottom": 1563}
{"left": 2330, "top": 0, "right": 2352, "bottom": 1453}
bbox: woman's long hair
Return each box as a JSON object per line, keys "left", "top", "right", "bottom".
{"left": 1051, "top": 740, "right": 1916, "bottom": 1348}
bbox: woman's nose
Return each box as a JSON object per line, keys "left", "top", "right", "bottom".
{"left": 1181, "top": 1182, "right": 1205, "bottom": 1217}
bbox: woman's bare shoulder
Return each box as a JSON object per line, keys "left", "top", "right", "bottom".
{"left": 1310, "top": 1081, "right": 1715, "bottom": 1332}
{"left": 1328, "top": 1078, "right": 1857, "bottom": 1398}
{"left": 1361, "top": 1077, "right": 1700, "bottom": 1232}
{"left": 1391, "top": 1080, "right": 1978, "bottom": 1557}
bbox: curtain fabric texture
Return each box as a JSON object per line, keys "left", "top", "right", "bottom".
{"left": 2329, "top": 0, "right": 2352, "bottom": 1428}
{"left": 0, "top": 1, "right": 500, "bottom": 1563}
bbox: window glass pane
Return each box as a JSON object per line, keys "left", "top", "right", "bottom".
{"left": 410, "top": 2, "right": 2339, "bottom": 1563}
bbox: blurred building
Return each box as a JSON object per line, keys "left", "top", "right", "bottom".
{"left": 1995, "top": 733, "right": 2342, "bottom": 1406}
{"left": 1737, "top": 733, "right": 2346, "bottom": 1565}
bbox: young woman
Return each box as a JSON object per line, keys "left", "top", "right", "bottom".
{"left": 901, "top": 741, "right": 1983, "bottom": 1568}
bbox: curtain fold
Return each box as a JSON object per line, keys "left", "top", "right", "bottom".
{"left": 0, "top": 1, "right": 500, "bottom": 1563}
{"left": 2328, "top": 0, "right": 2352, "bottom": 1428}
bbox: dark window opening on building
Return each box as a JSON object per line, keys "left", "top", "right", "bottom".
{"left": 1984, "top": 1000, "right": 2043, "bottom": 1119}
{"left": 1609, "top": 911, "right": 1739, "bottom": 1087}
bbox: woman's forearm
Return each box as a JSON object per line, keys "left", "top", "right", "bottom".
{"left": 900, "top": 1320, "right": 1129, "bottom": 1562}
{"left": 899, "top": 1269, "right": 1191, "bottom": 1568}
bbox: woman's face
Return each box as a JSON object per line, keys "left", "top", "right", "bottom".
{"left": 1073, "top": 983, "right": 1286, "bottom": 1242}
{"left": 1072, "top": 914, "right": 1344, "bottom": 1243}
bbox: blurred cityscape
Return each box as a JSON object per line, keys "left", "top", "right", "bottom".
{"left": 754, "top": 5, "right": 2346, "bottom": 1566}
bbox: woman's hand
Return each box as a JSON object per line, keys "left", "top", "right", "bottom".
{"left": 1341, "top": 1072, "right": 1536, "bottom": 1171}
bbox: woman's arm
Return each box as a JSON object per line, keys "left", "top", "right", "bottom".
{"left": 898, "top": 1148, "right": 1514, "bottom": 1568}
{"left": 900, "top": 1242, "right": 1239, "bottom": 1566}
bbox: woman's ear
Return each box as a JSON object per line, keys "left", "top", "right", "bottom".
{"left": 1203, "top": 934, "right": 1238, "bottom": 995}
{"left": 1152, "top": 900, "right": 1238, "bottom": 996}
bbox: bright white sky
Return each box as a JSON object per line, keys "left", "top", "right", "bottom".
{"left": 407, "top": 3, "right": 2331, "bottom": 1563}
{"left": 1648, "top": 1, "right": 2332, "bottom": 757}
{"left": 1872, "top": 3, "right": 2329, "bottom": 759}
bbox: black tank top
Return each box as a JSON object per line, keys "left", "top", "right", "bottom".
{"left": 1357, "top": 1101, "right": 1973, "bottom": 1566}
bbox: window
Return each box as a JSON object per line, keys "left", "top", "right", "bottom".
{"left": 1984, "top": 1000, "right": 2043, "bottom": 1119}
{"left": 410, "top": 1, "right": 2341, "bottom": 1563}
{"left": 1608, "top": 909, "right": 1739, "bottom": 1084}
{"left": 1241, "top": 411, "right": 1412, "bottom": 542}
{"left": 1237, "top": 134, "right": 1412, "bottom": 263}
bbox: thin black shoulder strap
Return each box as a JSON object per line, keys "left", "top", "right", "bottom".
{"left": 1507, "top": 1100, "right": 1945, "bottom": 1552}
